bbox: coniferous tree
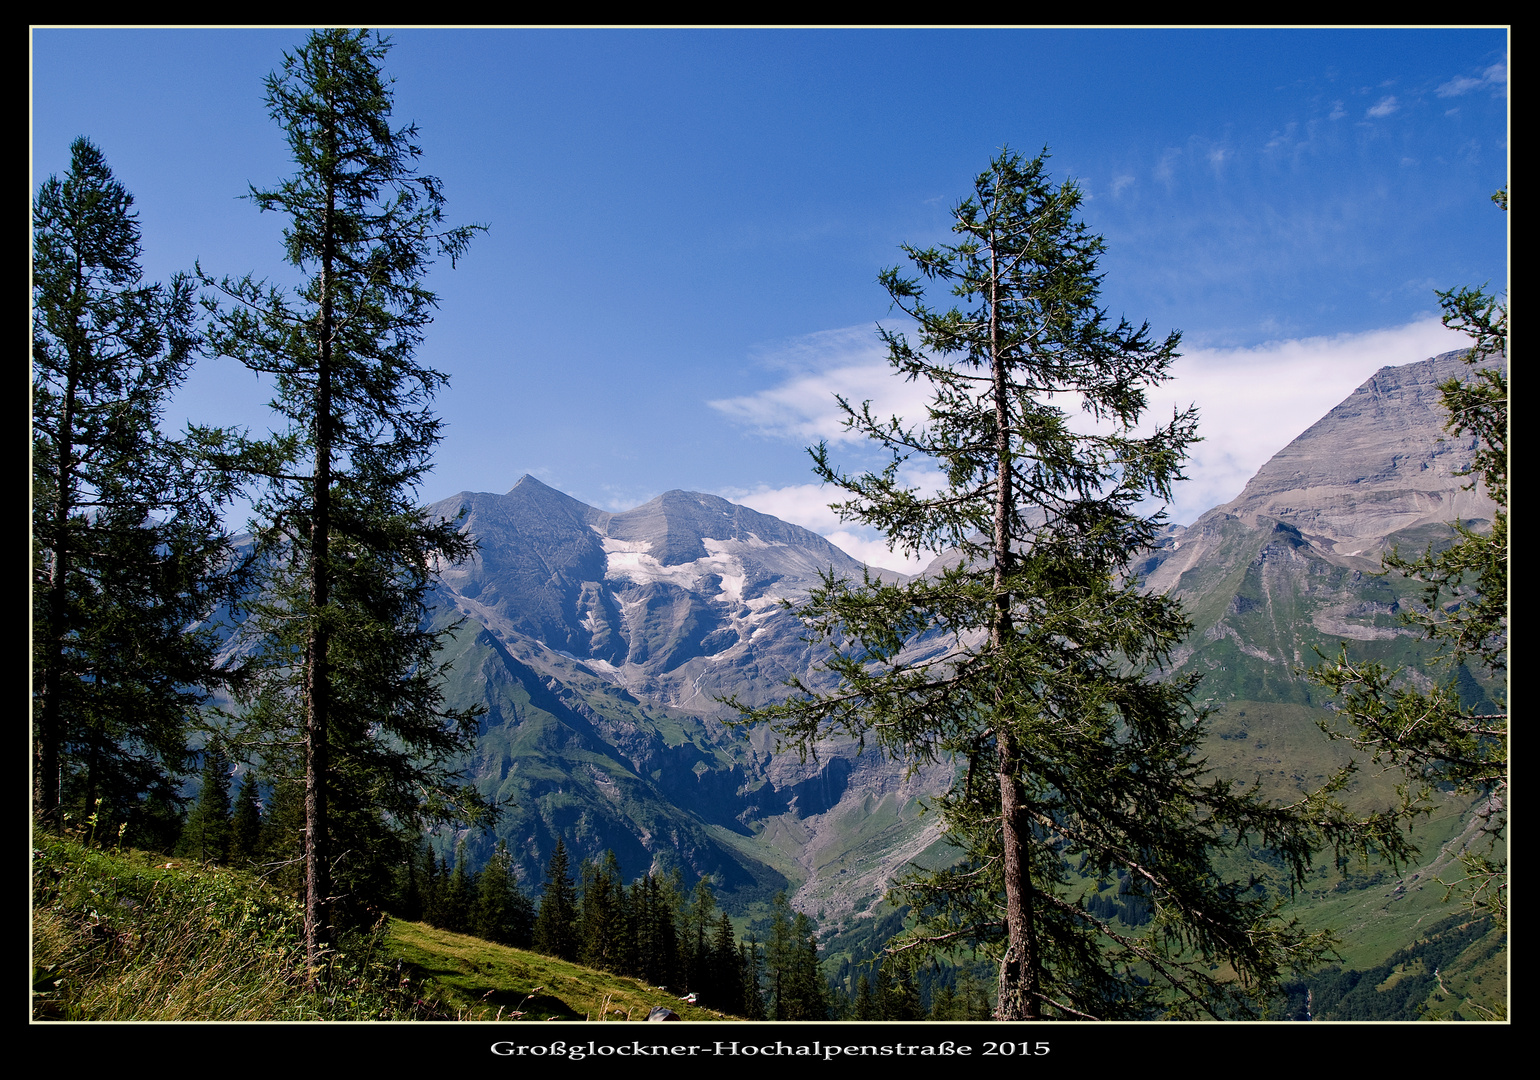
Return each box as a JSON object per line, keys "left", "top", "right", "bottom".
{"left": 578, "top": 851, "right": 626, "bottom": 971}
{"left": 632, "top": 872, "right": 679, "bottom": 988}
{"left": 533, "top": 839, "right": 579, "bottom": 960}
{"left": 733, "top": 148, "right": 1408, "bottom": 1020}
{"left": 418, "top": 843, "right": 443, "bottom": 927}
{"left": 257, "top": 770, "right": 307, "bottom": 902}
{"left": 202, "top": 29, "right": 488, "bottom": 968}
{"left": 790, "top": 913, "right": 829, "bottom": 1020}
{"left": 879, "top": 955, "right": 921, "bottom": 1020}
{"left": 740, "top": 934, "right": 767, "bottom": 1020}
{"left": 32, "top": 137, "right": 242, "bottom": 837}
{"left": 391, "top": 843, "right": 424, "bottom": 922}
{"left": 228, "top": 768, "right": 263, "bottom": 866}
{"left": 442, "top": 839, "right": 473, "bottom": 933}
{"left": 956, "top": 966, "right": 991, "bottom": 1019}
{"left": 505, "top": 869, "right": 536, "bottom": 949}
{"left": 178, "top": 744, "right": 234, "bottom": 863}
{"left": 682, "top": 876, "right": 717, "bottom": 996}
{"left": 764, "top": 892, "right": 827, "bottom": 1020}
{"left": 473, "top": 840, "right": 531, "bottom": 945}
{"left": 709, "top": 911, "right": 745, "bottom": 1014}
{"left": 853, "top": 973, "right": 879, "bottom": 1020}
{"left": 929, "top": 980, "right": 958, "bottom": 1021}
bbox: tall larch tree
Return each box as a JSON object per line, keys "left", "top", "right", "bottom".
{"left": 33, "top": 137, "right": 242, "bottom": 840}
{"left": 733, "top": 148, "right": 1410, "bottom": 1020}
{"left": 202, "top": 29, "right": 487, "bottom": 971}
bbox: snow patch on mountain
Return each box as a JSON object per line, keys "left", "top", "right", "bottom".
{"left": 597, "top": 529, "right": 800, "bottom": 606}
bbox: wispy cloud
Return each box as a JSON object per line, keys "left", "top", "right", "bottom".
{"left": 708, "top": 323, "right": 932, "bottom": 446}
{"left": 1437, "top": 61, "right": 1507, "bottom": 97}
{"left": 1367, "top": 95, "right": 1399, "bottom": 118}
{"left": 718, "top": 480, "right": 936, "bottom": 574}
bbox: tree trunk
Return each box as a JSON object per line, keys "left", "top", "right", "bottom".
{"left": 36, "top": 290, "right": 82, "bottom": 825}
{"left": 988, "top": 219, "right": 1039, "bottom": 1021}
{"left": 303, "top": 150, "right": 338, "bottom": 976}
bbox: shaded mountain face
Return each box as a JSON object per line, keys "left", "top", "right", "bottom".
{"left": 422, "top": 349, "right": 1502, "bottom": 921}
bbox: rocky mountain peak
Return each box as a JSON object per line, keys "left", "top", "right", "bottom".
{"left": 1218, "top": 349, "right": 1501, "bottom": 551}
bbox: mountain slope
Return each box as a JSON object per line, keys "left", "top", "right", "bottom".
{"left": 424, "top": 476, "right": 946, "bottom": 908}
{"left": 1141, "top": 349, "right": 1502, "bottom": 709}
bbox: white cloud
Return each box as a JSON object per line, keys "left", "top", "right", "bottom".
{"left": 1263, "top": 122, "right": 1298, "bottom": 153}
{"left": 1438, "top": 61, "right": 1507, "bottom": 98}
{"left": 1367, "top": 95, "right": 1399, "bottom": 118}
{"left": 1111, "top": 174, "right": 1135, "bottom": 197}
{"left": 1143, "top": 316, "right": 1470, "bottom": 523}
{"left": 709, "top": 323, "right": 934, "bottom": 445}
{"left": 1438, "top": 75, "right": 1484, "bottom": 97}
{"left": 719, "top": 481, "right": 934, "bottom": 574}
{"left": 714, "top": 318, "right": 1473, "bottom": 550}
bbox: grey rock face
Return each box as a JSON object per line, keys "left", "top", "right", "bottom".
{"left": 1219, "top": 350, "right": 1500, "bottom": 550}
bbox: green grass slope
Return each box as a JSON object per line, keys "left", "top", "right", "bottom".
{"left": 31, "top": 832, "right": 738, "bottom": 1022}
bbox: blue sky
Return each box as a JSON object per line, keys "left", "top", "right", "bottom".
{"left": 32, "top": 28, "right": 1508, "bottom": 571}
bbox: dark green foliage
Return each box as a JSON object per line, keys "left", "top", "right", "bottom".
{"left": 32, "top": 137, "right": 242, "bottom": 841}
{"left": 853, "top": 973, "right": 878, "bottom": 1019}
{"left": 631, "top": 871, "right": 681, "bottom": 988}
{"left": 705, "top": 911, "right": 739, "bottom": 1010}
{"left": 228, "top": 769, "right": 263, "bottom": 866}
{"left": 201, "top": 30, "right": 489, "bottom": 963}
{"left": 472, "top": 841, "right": 535, "bottom": 947}
{"left": 680, "top": 875, "right": 717, "bottom": 996}
{"left": 578, "top": 851, "right": 627, "bottom": 972}
{"left": 414, "top": 844, "right": 441, "bottom": 925}
{"left": 878, "top": 955, "right": 922, "bottom": 1020}
{"left": 1284, "top": 913, "right": 1502, "bottom": 1020}
{"left": 178, "top": 745, "right": 234, "bottom": 864}
{"left": 954, "top": 966, "right": 992, "bottom": 1019}
{"left": 733, "top": 148, "right": 1401, "bottom": 1020}
{"left": 762, "top": 892, "right": 828, "bottom": 1020}
{"left": 534, "top": 839, "right": 579, "bottom": 960}
{"left": 739, "top": 934, "right": 767, "bottom": 1019}
{"left": 927, "top": 980, "right": 957, "bottom": 1020}
{"left": 1308, "top": 189, "right": 1508, "bottom": 926}
{"left": 442, "top": 840, "right": 474, "bottom": 933}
